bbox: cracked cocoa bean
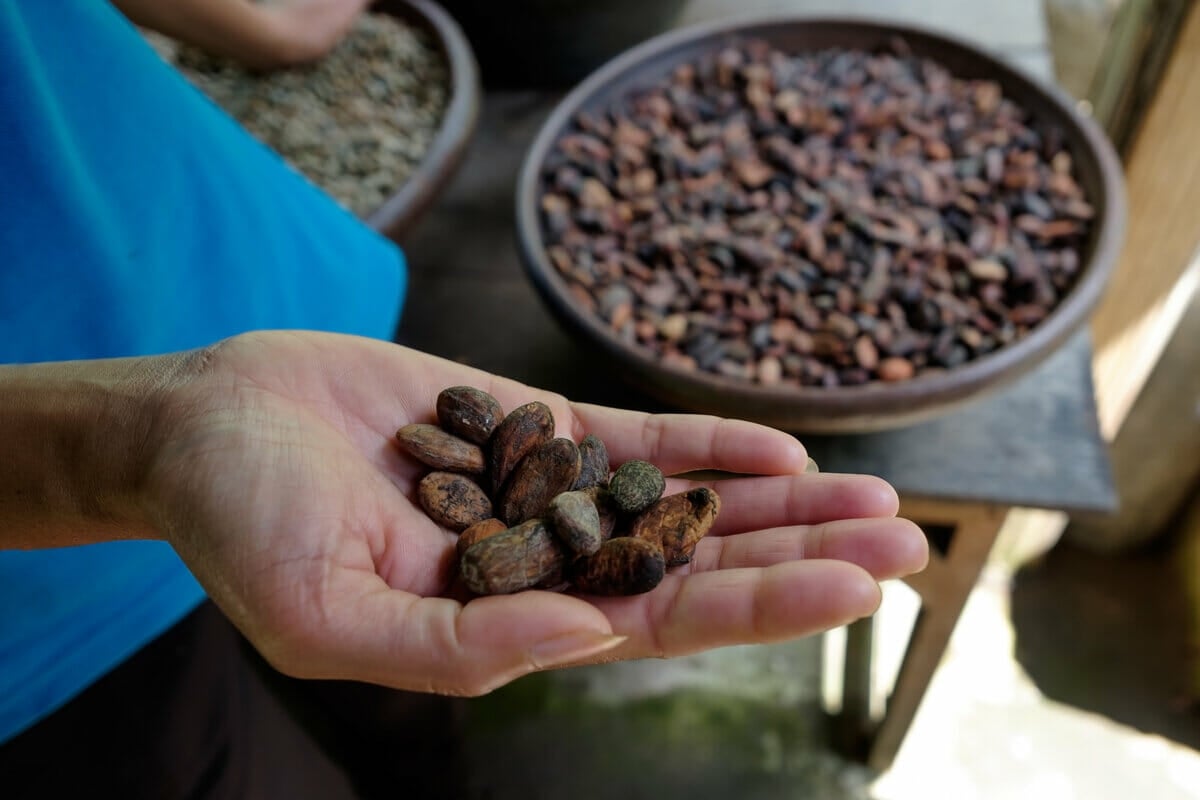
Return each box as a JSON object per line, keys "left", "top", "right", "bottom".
{"left": 395, "top": 424, "right": 485, "bottom": 474}
{"left": 572, "top": 433, "right": 610, "bottom": 490}
{"left": 437, "top": 386, "right": 503, "bottom": 445}
{"left": 418, "top": 471, "right": 492, "bottom": 531}
{"left": 497, "top": 437, "right": 582, "bottom": 525}
{"left": 568, "top": 537, "right": 666, "bottom": 596}
{"left": 488, "top": 402, "right": 555, "bottom": 491}
{"left": 460, "top": 518, "right": 566, "bottom": 595}
{"left": 631, "top": 487, "right": 721, "bottom": 566}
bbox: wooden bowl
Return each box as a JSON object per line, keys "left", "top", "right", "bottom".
{"left": 366, "top": 0, "right": 481, "bottom": 244}
{"left": 515, "top": 16, "right": 1126, "bottom": 433}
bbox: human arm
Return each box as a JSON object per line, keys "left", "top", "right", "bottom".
{"left": 112, "top": 0, "right": 371, "bottom": 69}
{"left": 0, "top": 330, "right": 927, "bottom": 693}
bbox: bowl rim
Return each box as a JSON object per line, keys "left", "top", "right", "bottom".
{"left": 514, "top": 13, "right": 1127, "bottom": 419}
{"left": 366, "top": 0, "right": 482, "bottom": 243}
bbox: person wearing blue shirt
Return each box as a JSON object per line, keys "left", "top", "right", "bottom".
{"left": 0, "top": 1, "right": 927, "bottom": 797}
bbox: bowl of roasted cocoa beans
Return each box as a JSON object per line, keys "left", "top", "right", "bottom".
{"left": 516, "top": 16, "right": 1125, "bottom": 432}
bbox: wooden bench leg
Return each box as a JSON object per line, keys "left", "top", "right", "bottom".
{"left": 834, "top": 499, "right": 1007, "bottom": 771}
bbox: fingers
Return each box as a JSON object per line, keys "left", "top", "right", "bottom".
{"left": 587, "top": 561, "right": 882, "bottom": 660}
{"left": 663, "top": 472, "right": 899, "bottom": 535}
{"left": 282, "top": 560, "right": 880, "bottom": 693}
{"left": 282, "top": 575, "right": 623, "bottom": 696}
{"left": 685, "top": 517, "right": 929, "bottom": 581}
{"left": 569, "top": 403, "right": 808, "bottom": 477}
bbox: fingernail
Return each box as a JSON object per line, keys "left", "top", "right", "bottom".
{"left": 805, "top": 457, "right": 820, "bottom": 474}
{"left": 529, "top": 631, "right": 628, "bottom": 669}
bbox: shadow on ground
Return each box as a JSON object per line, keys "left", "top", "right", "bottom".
{"left": 1010, "top": 532, "right": 1200, "bottom": 752}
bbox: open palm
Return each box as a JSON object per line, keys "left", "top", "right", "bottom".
{"left": 145, "top": 330, "right": 927, "bottom": 695}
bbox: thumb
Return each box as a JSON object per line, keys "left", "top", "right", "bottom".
{"left": 272, "top": 580, "right": 624, "bottom": 695}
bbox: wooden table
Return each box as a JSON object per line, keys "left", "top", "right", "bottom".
{"left": 396, "top": 92, "right": 1117, "bottom": 772}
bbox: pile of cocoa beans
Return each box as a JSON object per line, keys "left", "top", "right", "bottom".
{"left": 537, "top": 38, "right": 1094, "bottom": 387}
{"left": 395, "top": 386, "right": 720, "bottom": 596}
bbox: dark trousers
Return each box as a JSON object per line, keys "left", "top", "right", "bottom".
{"left": 0, "top": 603, "right": 467, "bottom": 799}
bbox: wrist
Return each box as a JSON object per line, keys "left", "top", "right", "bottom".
{"left": 0, "top": 353, "right": 187, "bottom": 548}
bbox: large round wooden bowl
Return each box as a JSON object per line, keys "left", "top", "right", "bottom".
{"left": 515, "top": 16, "right": 1125, "bottom": 433}
{"left": 366, "top": 0, "right": 481, "bottom": 243}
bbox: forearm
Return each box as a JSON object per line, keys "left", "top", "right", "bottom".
{"left": 0, "top": 355, "right": 178, "bottom": 549}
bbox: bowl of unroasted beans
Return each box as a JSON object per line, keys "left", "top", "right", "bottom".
{"left": 153, "top": 0, "right": 479, "bottom": 243}
{"left": 515, "top": 16, "right": 1125, "bottom": 432}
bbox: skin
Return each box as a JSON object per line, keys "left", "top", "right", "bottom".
{"left": 113, "top": 0, "right": 373, "bottom": 69}
{"left": 0, "top": 330, "right": 928, "bottom": 696}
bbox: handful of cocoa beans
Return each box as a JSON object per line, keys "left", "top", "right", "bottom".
{"left": 395, "top": 386, "right": 721, "bottom": 597}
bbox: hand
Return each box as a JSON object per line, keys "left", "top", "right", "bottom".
{"left": 258, "top": 0, "right": 373, "bottom": 66}
{"left": 118, "top": 0, "right": 371, "bottom": 70}
{"left": 142, "top": 331, "right": 928, "bottom": 695}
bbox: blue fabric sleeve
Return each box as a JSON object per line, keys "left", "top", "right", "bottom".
{"left": 0, "top": 0, "right": 408, "bottom": 741}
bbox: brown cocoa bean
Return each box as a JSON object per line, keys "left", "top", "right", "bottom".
{"left": 878, "top": 357, "right": 916, "bottom": 382}
{"left": 395, "top": 424, "right": 485, "bottom": 474}
{"left": 436, "top": 386, "right": 503, "bottom": 445}
{"left": 580, "top": 485, "right": 619, "bottom": 540}
{"left": 568, "top": 537, "right": 666, "bottom": 596}
{"left": 456, "top": 517, "right": 507, "bottom": 559}
{"left": 460, "top": 518, "right": 566, "bottom": 595}
{"left": 607, "top": 460, "right": 666, "bottom": 515}
{"left": 498, "top": 437, "right": 582, "bottom": 525}
{"left": 418, "top": 472, "right": 492, "bottom": 532}
{"left": 631, "top": 487, "right": 721, "bottom": 566}
{"left": 547, "top": 490, "right": 603, "bottom": 555}
{"left": 573, "top": 433, "right": 610, "bottom": 490}
{"left": 489, "top": 402, "right": 554, "bottom": 491}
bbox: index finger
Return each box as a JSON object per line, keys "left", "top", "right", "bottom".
{"left": 567, "top": 402, "right": 808, "bottom": 477}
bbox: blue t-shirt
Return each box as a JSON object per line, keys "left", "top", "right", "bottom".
{"left": 0, "top": 1, "right": 407, "bottom": 741}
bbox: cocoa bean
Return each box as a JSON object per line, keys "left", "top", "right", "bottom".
{"left": 436, "top": 386, "right": 503, "bottom": 445}
{"left": 460, "top": 518, "right": 566, "bottom": 595}
{"left": 568, "top": 537, "right": 666, "bottom": 596}
{"left": 573, "top": 433, "right": 610, "bottom": 490}
{"left": 580, "top": 485, "right": 619, "bottom": 541}
{"left": 631, "top": 488, "right": 721, "bottom": 566}
{"left": 456, "top": 517, "right": 507, "bottom": 559}
{"left": 489, "top": 402, "right": 554, "bottom": 491}
{"left": 547, "top": 490, "right": 603, "bottom": 555}
{"left": 418, "top": 471, "right": 492, "bottom": 531}
{"left": 607, "top": 460, "right": 667, "bottom": 515}
{"left": 395, "top": 424, "right": 485, "bottom": 474}
{"left": 497, "top": 437, "right": 581, "bottom": 525}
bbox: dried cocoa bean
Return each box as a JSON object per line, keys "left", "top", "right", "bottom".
{"left": 568, "top": 537, "right": 666, "bottom": 596}
{"left": 497, "top": 437, "right": 582, "bottom": 525}
{"left": 460, "top": 518, "right": 566, "bottom": 595}
{"left": 456, "top": 517, "right": 507, "bottom": 559}
{"left": 607, "top": 460, "right": 666, "bottom": 515}
{"left": 418, "top": 471, "right": 492, "bottom": 532}
{"left": 573, "top": 433, "right": 610, "bottom": 490}
{"left": 436, "top": 386, "right": 503, "bottom": 445}
{"left": 489, "top": 402, "right": 554, "bottom": 491}
{"left": 547, "top": 490, "right": 603, "bottom": 556}
{"left": 395, "top": 424, "right": 485, "bottom": 474}
{"left": 580, "top": 485, "right": 619, "bottom": 540}
{"left": 631, "top": 488, "right": 721, "bottom": 566}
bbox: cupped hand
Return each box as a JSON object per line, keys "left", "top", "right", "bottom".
{"left": 143, "top": 331, "right": 927, "bottom": 695}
